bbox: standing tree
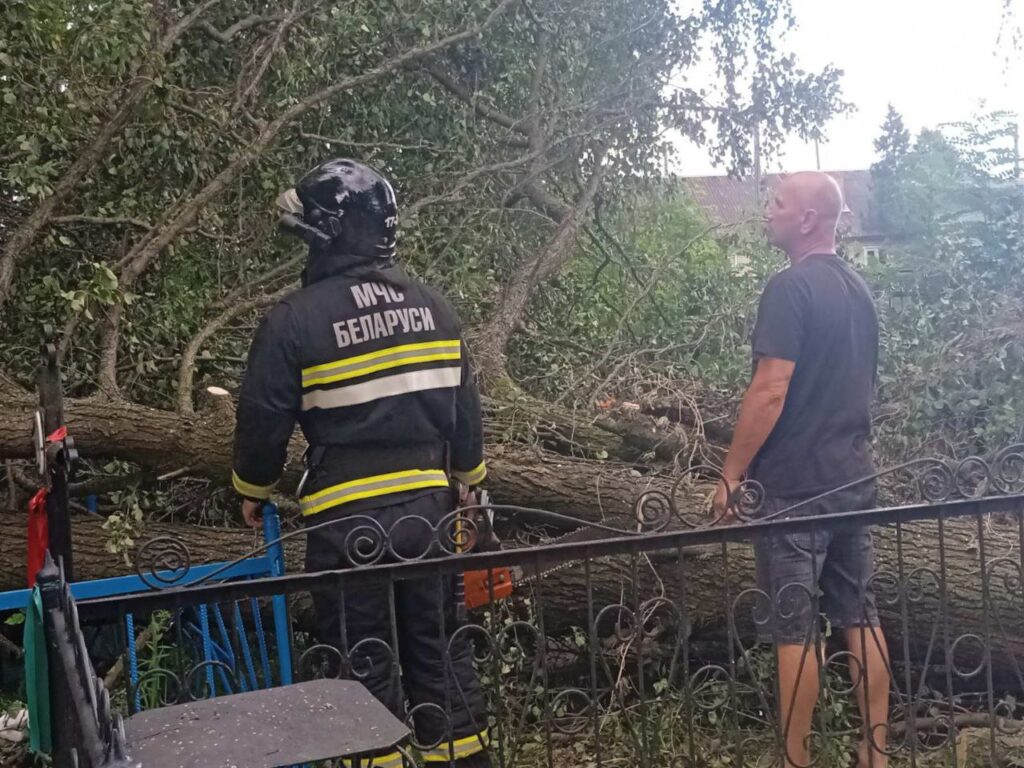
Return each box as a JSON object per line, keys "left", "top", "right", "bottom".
{"left": 870, "top": 104, "right": 912, "bottom": 235}
{"left": 869, "top": 112, "right": 1024, "bottom": 461}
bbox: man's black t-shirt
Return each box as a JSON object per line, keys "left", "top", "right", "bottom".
{"left": 748, "top": 253, "right": 878, "bottom": 497}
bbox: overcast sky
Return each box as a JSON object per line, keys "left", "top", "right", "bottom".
{"left": 673, "top": 0, "right": 1024, "bottom": 176}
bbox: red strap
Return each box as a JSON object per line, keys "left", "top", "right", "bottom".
{"left": 27, "top": 425, "right": 66, "bottom": 585}
{"left": 27, "top": 489, "right": 49, "bottom": 587}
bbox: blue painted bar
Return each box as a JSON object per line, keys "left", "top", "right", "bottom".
{"left": 233, "top": 601, "right": 259, "bottom": 691}
{"left": 198, "top": 604, "right": 217, "bottom": 696}
{"left": 1, "top": 503, "right": 295, "bottom": 713}
{"left": 263, "top": 506, "right": 294, "bottom": 685}
{"left": 0, "top": 556, "right": 273, "bottom": 612}
{"left": 251, "top": 596, "right": 273, "bottom": 687}
{"left": 126, "top": 611, "right": 141, "bottom": 712}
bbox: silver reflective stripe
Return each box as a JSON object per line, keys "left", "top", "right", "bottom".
{"left": 301, "top": 366, "right": 462, "bottom": 410}
{"left": 301, "top": 342, "right": 461, "bottom": 388}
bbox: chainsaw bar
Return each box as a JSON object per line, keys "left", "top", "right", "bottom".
{"left": 465, "top": 493, "right": 645, "bottom": 596}
{"left": 505, "top": 525, "right": 623, "bottom": 587}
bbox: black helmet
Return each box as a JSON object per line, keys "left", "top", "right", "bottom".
{"left": 276, "top": 158, "right": 398, "bottom": 263}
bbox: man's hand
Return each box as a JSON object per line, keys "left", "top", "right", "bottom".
{"left": 713, "top": 358, "right": 794, "bottom": 526}
{"left": 711, "top": 476, "right": 741, "bottom": 524}
{"left": 242, "top": 498, "right": 264, "bottom": 528}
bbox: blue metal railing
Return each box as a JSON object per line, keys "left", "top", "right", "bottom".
{"left": 1, "top": 504, "right": 294, "bottom": 705}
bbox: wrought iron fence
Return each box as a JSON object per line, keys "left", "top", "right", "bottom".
{"left": 73, "top": 445, "right": 1024, "bottom": 768}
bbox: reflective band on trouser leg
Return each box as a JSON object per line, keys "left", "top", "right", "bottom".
{"left": 299, "top": 469, "right": 451, "bottom": 517}
{"left": 421, "top": 730, "right": 490, "bottom": 762}
{"left": 231, "top": 471, "right": 276, "bottom": 500}
{"left": 342, "top": 751, "right": 404, "bottom": 768}
{"left": 451, "top": 461, "right": 486, "bottom": 487}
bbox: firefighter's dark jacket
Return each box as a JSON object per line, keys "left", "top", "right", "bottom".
{"left": 231, "top": 258, "right": 485, "bottom": 518}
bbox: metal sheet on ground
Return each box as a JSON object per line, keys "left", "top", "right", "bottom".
{"left": 124, "top": 678, "right": 408, "bottom": 768}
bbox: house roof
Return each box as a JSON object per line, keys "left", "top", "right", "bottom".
{"left": 685, "top": 170, "right": 882, "bottom": 239}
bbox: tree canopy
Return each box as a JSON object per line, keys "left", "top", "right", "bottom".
{"left": 0, "top": 0, "right": 846, "bottom": 412}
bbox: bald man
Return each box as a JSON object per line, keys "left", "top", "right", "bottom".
{"left": 713, "top": 172, "right": 890, "bottom": 768}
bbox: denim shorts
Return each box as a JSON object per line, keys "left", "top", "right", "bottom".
{"left": 752, "top": 484, "right": 880, "bottom": 645}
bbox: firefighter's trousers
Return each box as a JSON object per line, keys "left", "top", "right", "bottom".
{"left": 306, "top": 490, "right": 491, "bottom": 767}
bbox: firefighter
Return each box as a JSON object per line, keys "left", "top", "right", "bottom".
{"left": 231, "top": 158, "right": 491, "bottom": 767}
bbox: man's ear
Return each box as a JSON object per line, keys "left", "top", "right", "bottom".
{"left": 799, "top": 208, "right": 819, "bottom": 235}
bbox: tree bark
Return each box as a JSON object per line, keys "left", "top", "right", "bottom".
{"left": 0, "top": 392, "right": 677, "bottom": 590}
{"left": 0, "top": 508, "right": 305, "bottom": 589}
{"left": 474, "top": 158, "right": 608, "bottom": 378}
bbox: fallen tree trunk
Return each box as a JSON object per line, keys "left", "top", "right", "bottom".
{"left": 0, "top": 508, "right": 307, "bottom": 590}
{"left": 0, "top": 390, "right": 691, "bottom": 528}
{"left": 0, "top": 391, "right": 688, "bottom": 493}
{"left": 0, "top": 395, "right": 1022, "bottom": 690}
{"left": 0, "top": 391, "right": 681, "bottom": 587}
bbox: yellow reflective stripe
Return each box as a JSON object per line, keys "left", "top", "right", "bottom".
{"left": 342, "top": 751, "right": 403, "bottom": 768}
{"left": 302, "top": 339, "right": 461, "bottom": 376}
{"left": 301, "top": 478, "right": 448, "bottom": 516}
{"left": 300, "top": 469, "right": 450, "bottom": 516}
{"left": 421, "top": 730, "right": 489, "bottom": 761}
{"left": 302, "top": 468, "right": 443, "bottom": 503}
{"left": 232, "top": 471, "right": 276, "bottom": 500}
{"left": 304, "top": 350, "right": 461, "bottom": 388}
{"left": 451, "top": 461, "right": 486, "bottom": 486}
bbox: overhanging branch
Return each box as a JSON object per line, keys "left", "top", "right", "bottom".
{"left": 197, "top": 13, "right": 288, "bottom": 44}
{"left": 96, "top": 0, "right": 520, "bottom": 393}
{"left": 416, "top": 59, "right": 528, "bottom": 137}
{"left": 0, "top": 0, "right": 230, "bottom": 308}
{"left": 178, "top": 281, "right": 298, "bottom": 415}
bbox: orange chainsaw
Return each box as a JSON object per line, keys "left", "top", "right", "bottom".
{"left": 456, "top": 490, "right": 607, "bottom": 612}
{"left": 459, "top": 490, "right": 514, "bottom": 610}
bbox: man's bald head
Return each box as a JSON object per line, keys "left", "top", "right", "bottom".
{"left": 785, "top": 171, "right": 843, "bottom": 224}
{"left": 764, "top": 171, "right": 844, "bottom": 261}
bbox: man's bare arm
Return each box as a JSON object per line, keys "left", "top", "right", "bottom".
{"left": 722, "top": 357, "right": 796, "bottom": 483}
